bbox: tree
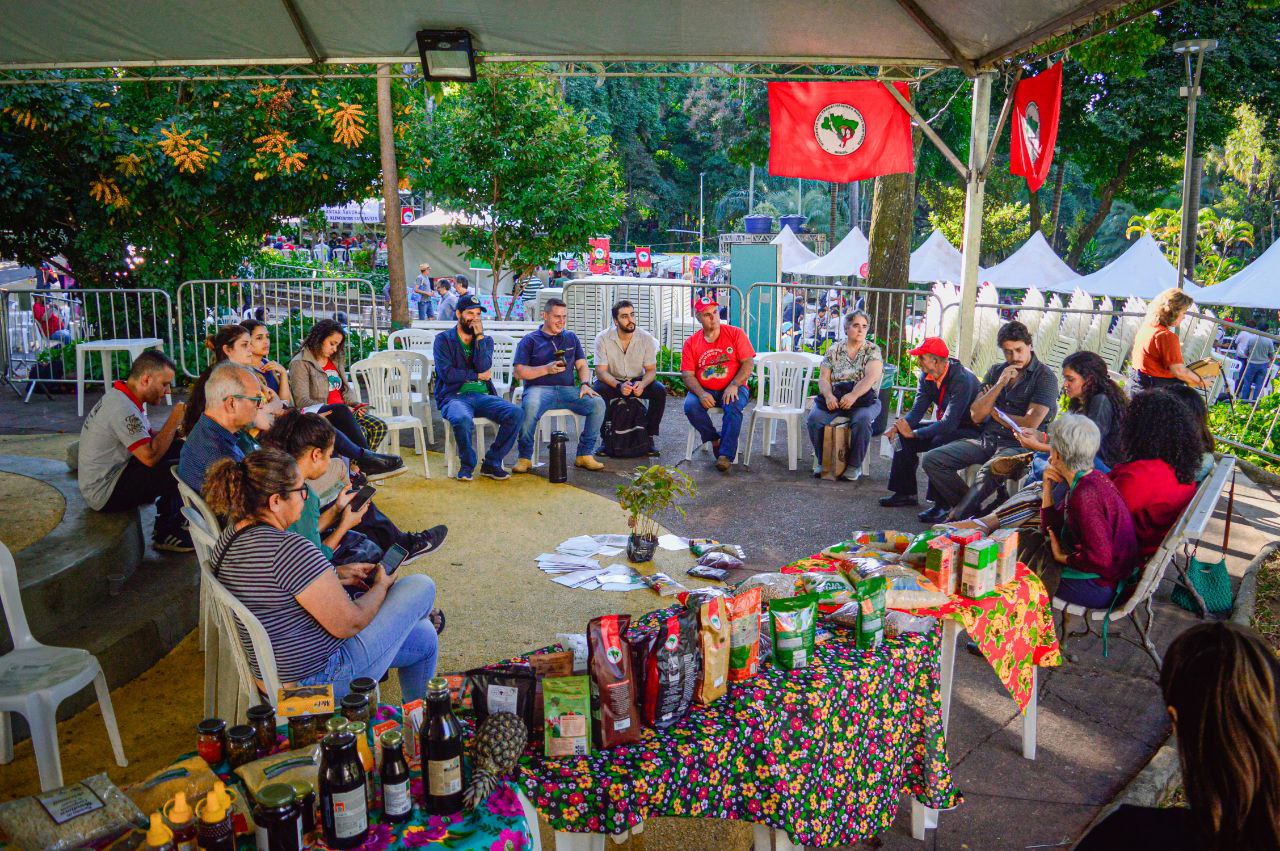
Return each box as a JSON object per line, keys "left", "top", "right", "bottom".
{"left": 404, "top": 66, "right": 624, "bottom": 303}
{"left": 0, "top": 70, "right": 385, "bottom": 291}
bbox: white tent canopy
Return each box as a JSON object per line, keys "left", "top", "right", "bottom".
{"left": 1063, "top": 233, "right": 1191, "bottom": 298}
{"left": 981, "top": 231, "right": 1079, "bottom": 291}
{"left": 1188, "top": 238, "right": 1280, "bottom": 308}
{"left": 770, "top": 226, "right": 819, "bottom": 274}
{"left": 909, "top": 229, "right": 979, "bottom": 283}
{"left": 796, "top": 227, "right": 869, "bottom": 278}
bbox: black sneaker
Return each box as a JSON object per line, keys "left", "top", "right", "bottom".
{"left": 878, "top": 493, "right": 919, "bottom": 508}
{"left": 402, "top": 525, "right": 448, "bottom": 564}
{"left": 154, "top": 528, "right": 195, "bottom": 553}
{"left": 917, "top": 504, "right": 951, "bottom": 524}
{"left": 647, "top": 447, "right": 661, "bottom": 457}
{"left": 480, "top": 464, "right": 510, "bottom": 480}
{"left": 359, "top": 452, "right": 406, "bottom": 481}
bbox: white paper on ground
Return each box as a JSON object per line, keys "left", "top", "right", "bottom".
{"left": 657, "top": 534, "right": 688, "bottom": 551}
{"left": 557, "top": 535, "right": 606, "bottom": 557}
{"left": 595, "top": 546, "right": 623, "bottom": 557}
{"left": 591, "top": 534, "right": 630, "bottom": 547}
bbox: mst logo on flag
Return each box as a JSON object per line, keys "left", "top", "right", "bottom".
{"left": 588, "top": 237, "right": 610, "bottom": 274}
{"left": 635, "top": 246, "right": 652, "bottom": 272}
{"left": 768, "top": 81, "right": 914, "bottom": 183}
{"left": 1010, "top": 62, "right": 1063, "bottom": 193}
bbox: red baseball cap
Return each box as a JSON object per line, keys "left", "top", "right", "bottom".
{"left": 693, "top": 297, "right": 720, "bottom": 315}
{"left": 908, "top": 337, "right": 950, "bottom": 359}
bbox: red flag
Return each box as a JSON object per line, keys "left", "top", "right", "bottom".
{"left": 588, "top": 237, "right": 610, "bottom": 274}
{"left": 1009, "top": 63, "right": 1062, "bottom": 193}
{"left": 768, "top": 82, "right": 914, "bottom": 183}
{"left": 635, "top": 246, "right": 652, "bottom": 272}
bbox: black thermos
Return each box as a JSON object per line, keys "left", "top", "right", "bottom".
{"left": 549, "top": 431, "right": 568, "bottom": 483}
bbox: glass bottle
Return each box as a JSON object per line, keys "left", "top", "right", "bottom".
{"left": 346, "top": 721, "right": 376, "bottom": 811}
{"left": 378, "top": 729, "right": 412, "bottom": 824}
{"left": 319, "top": 731, "right": 368, "bottom": 849}
{"left": 419, "top": 676, "right": 464, "bottom": 816}
{"left": 287, "top": 780, "right": 316, "bottom": 838}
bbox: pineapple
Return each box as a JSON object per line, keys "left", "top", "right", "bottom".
{"left": 465, "top": 711, "right": 527, "bottom": 808}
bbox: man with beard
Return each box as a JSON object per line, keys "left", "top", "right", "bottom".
{"left": 592, "top": 300, "right": 665, "bottom": 451}
{"left": 433, "top": 294, "right": 522, "bottom": 481}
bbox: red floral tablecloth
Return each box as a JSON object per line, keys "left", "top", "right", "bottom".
{"left": 781, "top": 553, "right": 1061, "bottom": 713}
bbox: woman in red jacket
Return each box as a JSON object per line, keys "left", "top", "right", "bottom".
{"left": 1108, "top": 389, "right": 1203, "bottom": 558}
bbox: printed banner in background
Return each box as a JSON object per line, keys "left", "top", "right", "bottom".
{"left": 1010, "top": 62, "right": 1063, "bottom": 193}
{"left": 636, "top": 245, "right": 652, "bottom": 272}
{"left": 768, "top": 81, "right": 914, "bottom": 182}
{"left": 588, "top": 237, "right": 611, "bottom": 274}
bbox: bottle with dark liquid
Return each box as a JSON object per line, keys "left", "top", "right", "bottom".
{"left": 379, "top": 729, "right": 413, "bottom": 823}
{"left": 418, "top": 677, "right": 464, "bottom": 816}
{"left": 318, "top": 731, "right": 368, "bottom": 849}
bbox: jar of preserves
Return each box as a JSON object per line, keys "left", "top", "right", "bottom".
{"left": 287, "top": 715, "right": 317, "bottom": 751}
{"left": 196, "top": 718, "right": 227, "bottom": 766}
{"left": 246, "top": 704, "right": 277, "bottom": 757}
{"left": 340, "top": 693, "right": 370, "bottom": 728}
{"left": 253, "top": 783, "right": 302, "bottom": 851}
{"left": 349, "top": 677, "right": 378, "bottom": 707}
{"left": 287, "top": 780, "right": 316, "bottom": 837}
{"left": 227, "top": 725, "right": 258, "bottom": 769}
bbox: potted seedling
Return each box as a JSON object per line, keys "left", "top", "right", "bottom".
{"left": 615, "top": 465, "right": 696, "bottom": 563}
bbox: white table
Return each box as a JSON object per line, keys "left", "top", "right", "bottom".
{"left": 76, "top": 338, "right": 167, "bottom": 416}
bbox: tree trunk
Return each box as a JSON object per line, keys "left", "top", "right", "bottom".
{"left": 1028, "top": 184, "right": 1042, "bottom": 236}
{"left": 1049, "top": 159, "right": 1066, "bottom": 250}
{"left": 377, "top": 64, "right": 409, "bottom": 328}
{"left": 865, "top": 129, "right": 922, "bottom": 343}
{"left": 1066, "top": 144, "right": 1139, "bottom": 269}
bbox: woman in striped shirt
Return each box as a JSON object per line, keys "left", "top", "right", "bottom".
{"left": 202, "top": 448, "right": 439, "bottom": 700}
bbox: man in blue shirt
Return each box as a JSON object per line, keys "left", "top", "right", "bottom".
{"left": 511, "top": 297, "right": 606, "bottom": 473}
{"left": 178, "top": 363, "right": 264, "bottom": 491}
{"left": 432, "top": 294, "right": 522, "bottom": 481}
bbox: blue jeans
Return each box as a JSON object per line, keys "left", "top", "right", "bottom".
{"left": 517, "top": 385, "right": 605, "bottom": 459}
{"left": 805, "top": 399, "right": 881, "bottom": 471}
{"left": 1240, "top": 361, "right": 1270, "bottom": 401}
{"left": 684, "top": 385, "right": 750, "bottom": 461}
{"left": 441, "top": 392, "right": 522, "bottom": 475}
{"left": 301, "top": 574, "right": 438, "bottom": 701}
{"left": 416, "top": 300, "right": 429, "bottom": 321}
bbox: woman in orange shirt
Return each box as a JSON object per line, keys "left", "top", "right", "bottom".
{"left": 1130, "top": 287, "right": 1208, "bottom": 391}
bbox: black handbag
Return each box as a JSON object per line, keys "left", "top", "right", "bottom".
{"left": 817, "top": 381, "right": 876, "bottom": 413}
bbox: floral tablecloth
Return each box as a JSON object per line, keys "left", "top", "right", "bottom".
{"left": 781, "top": 551, "right": 1062, "bottom": 713}
{"left": 516, "top": 607, "right": 960, "bottom": 846}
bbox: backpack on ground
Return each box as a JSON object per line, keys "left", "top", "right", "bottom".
{"left": 600, "top": 396, "right": 653, "bottom": 458}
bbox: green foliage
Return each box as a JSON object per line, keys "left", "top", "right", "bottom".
{"left": 615, "top": 464, "right": 697, "bottom": 539}
{"left": 655, "top": 346, "right": 687, "bottom": 395}
{"left": 1125, "top": 207, "right": 1254, "bottom": 285}
{"left": 404, "top": 66, "right": 625, "bottom": 285}
{"left": 1207, "top": 395, "right": 1280, "bottom": 472}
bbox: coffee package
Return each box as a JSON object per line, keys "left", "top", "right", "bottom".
{"left": 639, "top": 608, "right": 701, "bottom": 730}
{"left": 726, "top": 587, "right": 762, "bottom": 681}
{"left": 543, "top": 675, "right": 592, "bottom": 758}
{"left": 467, "top": 664, "right": 537, "bottom": 739}
{"left": 587, "top": 615, "right": 641, "bottom": 749}
{"left": 769, "top": 594, "right": 818, "bottom": 671}
{"left": 528, "top": 651, "right": 575, "bottom": 731}
{"left": 691, "top": 593, "right": 731, "bottom": 704}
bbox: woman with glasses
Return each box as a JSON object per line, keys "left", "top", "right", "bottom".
{"left": 202, "top": 447, "right": 439, "bottom": 701}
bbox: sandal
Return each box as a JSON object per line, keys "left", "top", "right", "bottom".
{"left": 429, "top": 608, "right": 446, "bottom": 636}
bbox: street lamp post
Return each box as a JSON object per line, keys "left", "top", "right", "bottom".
{"left": 1173, "top": 38, "right": 1218, "bottom": 287}
{"left": 698, "top": 171, "right": 705, "bottom": 259}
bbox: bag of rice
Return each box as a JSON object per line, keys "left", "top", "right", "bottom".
{"left": 735, "top": 572, "right": 796, "bottom": 602}
{"left": 769, "top": 593, "right": 818, "bottom": 671}
{"left": 853, "top": 575, "right": 888, "bottom": 650}
{"left": 0, "top": 774, "right": 146, "bottom": 851}
{"left": 727, "top": 586, "right": 763, "bottom": 681}
{"left": 127, "top": 754, "right": 219, "bottom": 816}
{"left": 794, "top": 571, "right": 854, "bottom": 603}
{"left": 234, "top": 745, "right": 320, "bottom": 796}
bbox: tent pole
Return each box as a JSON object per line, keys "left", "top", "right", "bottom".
{"left": 957, "top": 73, "right": 993, "bottom": 364}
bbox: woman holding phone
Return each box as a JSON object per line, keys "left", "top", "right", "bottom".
{"left": 202, "top": 447, "right": 440, "bottom": 701}
{"left": 288, "top": 318, "right": 388, "bottom": 451}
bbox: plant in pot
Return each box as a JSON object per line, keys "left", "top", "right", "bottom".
{"left": 615, "top": 465, "right": 696, "bottom": 563}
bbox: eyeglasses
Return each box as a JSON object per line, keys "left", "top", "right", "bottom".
{"left": 280, "top": 485, "right": 309, "bottom": 500}
{"left": 230, "top": 394, "right": 265, "bottom": 408}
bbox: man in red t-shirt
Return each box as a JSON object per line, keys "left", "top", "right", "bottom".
{"left": 680, "top": 297, "right": 755, "bottom": 472}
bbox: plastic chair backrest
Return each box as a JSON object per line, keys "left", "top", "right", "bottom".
{"left": 184, "top": 509, "right": 283, "bottom": 706}
{"left": 372, "top": 349, "right": 431, "bottom": 387}
{"left": 387, "top": 328, "right": 438, "bottom": 352}
{"left": 172, "top": 467, "right": 222, "bottom": 536}
{"left": 755, "top": 352, "right": 816, "bottom": 410}
{"left": 350, "top": 359, "right": 410, "bottom": 418}
{"left": 488, "top": 333, "right": 517, "bottom": 386}
{"left": 0, "top": 542, "right": 36, "bottom": 651}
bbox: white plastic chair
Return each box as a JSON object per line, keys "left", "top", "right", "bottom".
{"left": 185, "top": 509, "right": 284, "bottom": 718}
{"left": 742, "top": 352, "right": 819, "bottom": 471}
{"left": 443, "top": 417, "right": 498, "bottom": 478}
{"left": 387, "top": 328, "right": 438, "bottom": 357}
{"left": 0, "top": 542, "right": 127, "bottom": 791}
{"left": 171, "top": 469, "right": 223, "bottom": 714}
{"left": 349, "top": 358, "right": 431, "bottom": 477}
{"left": 488, "top": 332, "right": 518, "bottom": 399}
{"left": 371, "top": 349, "right": 435, "bottom": 444}
{"left": 531, "top": 408, "right": 582, "bottom": 465}
{"left": 683, "top": 409, "right": 743, "bottom": 463}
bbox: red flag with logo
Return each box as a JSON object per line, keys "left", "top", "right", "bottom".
{"left": 587, "top": 237, "right": 610, "bottom": 274}
{"left": 635, "top": 246, "right": 652, "bottom": 273}
{"left": 768, "top": 81, "right": 914, "bottom": 183}
{"left": 1009, "top": 63, "right": 1062, "bottom": 193}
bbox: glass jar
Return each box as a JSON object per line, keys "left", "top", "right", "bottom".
{"left": 227, "top": 725, "right": 258, "bottom": 769}
{"left": 246, "top": 704, "right": 277, "bottom": 757}
{"left": 196, "top": 718, "right": 227, "bottom": 766}
{"left": 253, "top": 782, "right": 302, "bottom": 851}
{"left": 286, "top": 716, "right": 313, "bottom": 752}
{"left": 349, "top": 677, "right": 378, "bottom": 707}
{"left": 288, "top": 779, "right": 316, "bottom": 838}
{"left": 340, "top": 693, "right": 370, "bottom": 728}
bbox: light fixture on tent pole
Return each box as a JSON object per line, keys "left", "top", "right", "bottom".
{"left": 1173, "top": 38, "right": 1217, "bottom": 287}
{"left": 415, "top": 29, "right": 478, "bottom": 82}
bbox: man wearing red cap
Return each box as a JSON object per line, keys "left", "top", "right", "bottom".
{"left": 681, "top": 296, "right": 755, "bottom": 472}
{"left": 879, "top": 337, "right": 982, "bottom": 522}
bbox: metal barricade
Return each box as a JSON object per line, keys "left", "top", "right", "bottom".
{"left": 175, "top": 277, "right": 380, "bottom": 378}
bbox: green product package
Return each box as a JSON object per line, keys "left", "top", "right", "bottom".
{"left": 542, "top": 675, "right": 592, "bottom": 758}
{"left": 854, "top": 575, "right": 888, "bottom": 650}
{"left": 768, "top": 593, "right": 818, "bottom": 671}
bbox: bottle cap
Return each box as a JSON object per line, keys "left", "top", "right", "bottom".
{"left": 347, "top": 721, "right": 367, "bottom": 735}
{"left": 349, "top": 677, "right": 378, "bottom": 695}
{"left": 168, "top": 792, "right": 193, "bottom": 823}
{"left": 287, "top": 779, "right": 314, "bottom": 799}
{"left": 146, "top": 813, "right": 173, "bottom": 846}
{"left": 228, "top": 724, "right": 255, "bottom": 743}
{"left": 379, "top": 729, "right": 403, "bottom": 749}
{"left": 340, "top": 693, "right": 369, "bottom": 711}
{"left": 426, "top": 676, "right": 450, "bottom": 698}
{"left": 196, "top": 718, "right": 226, "bottom": 736}
{"left": 246, "top": 704, "right": 276, "bottom": 723}
{"left": 325, "top": 716, "right": 349, "bottom": 734}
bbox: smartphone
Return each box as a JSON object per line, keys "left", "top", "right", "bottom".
{"left": 381, "top": 543, "right": 408, "bottom": 576}
{"left": 347, "top": 484, "right": 376, "bottom": 513}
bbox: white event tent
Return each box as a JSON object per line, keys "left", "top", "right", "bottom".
{"left": 909, "top": 229, "right": 979, "bottom": 283}
{"left": 770, "top": 226, "right": 819, "bottom": 274}
{"left": 1188, "top": 238, "right": 1280, "bottom": 308}
{"left": 981, "top": 231, "right": 1079, "bottom": 291}
{"left": 1061, "top": 233, "right": 1191, "bottom": 298}
{"left": 796, "top": 227, "right": 870, "bottom": 277}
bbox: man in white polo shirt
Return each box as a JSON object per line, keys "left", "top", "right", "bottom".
{"left": 78, "top": 349, "right": 192, "bottom": 552}
{"left": 593, "top": 300, "right": 665, "bottom": 452}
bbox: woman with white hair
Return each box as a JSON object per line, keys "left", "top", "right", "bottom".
{"left": 1022, "top": 413, "right": 1140, "bottom": 609}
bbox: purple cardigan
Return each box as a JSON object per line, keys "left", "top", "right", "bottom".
{"left": 1040, "top": 470, "right": 1140, "bottom": 588}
